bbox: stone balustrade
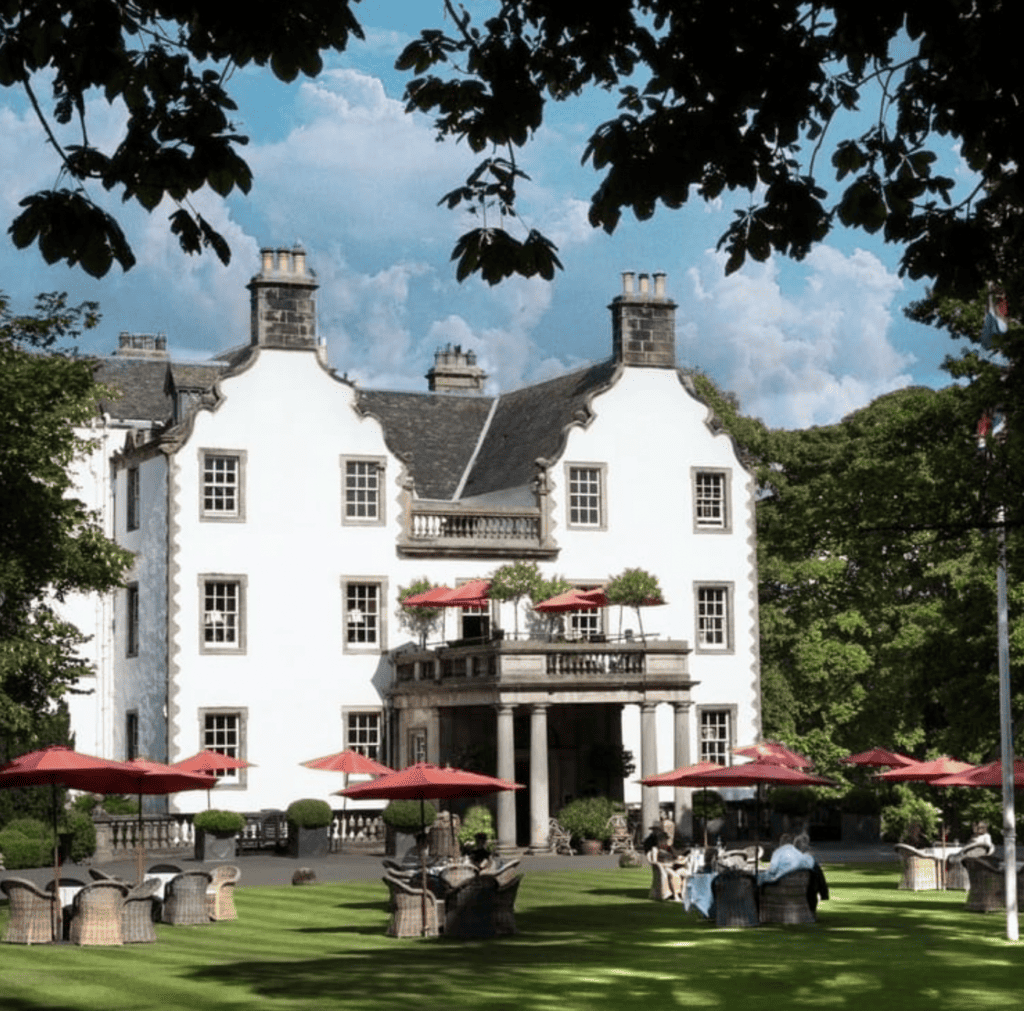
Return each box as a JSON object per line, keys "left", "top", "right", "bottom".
{"left": 400, "top": 502, "right": 556, "bottom": 559}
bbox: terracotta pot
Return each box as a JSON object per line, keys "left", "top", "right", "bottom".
{"left": 580, "top": 839, "right": 604, "bottom": 855}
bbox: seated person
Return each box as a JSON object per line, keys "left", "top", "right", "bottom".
{"left": 401, "top": 831, "right": 431, "bottom": 869}
{"left": 764, "top": 833, "right": 829, "bottom": 911}
{"left": 467, "top": 832, "right": 494, "bottom": 869}
{"left": 646, "top": 830, "right": 685, "bottom": 900}
{"left": 968, "top": 821, "right": 993, "bottom": 849}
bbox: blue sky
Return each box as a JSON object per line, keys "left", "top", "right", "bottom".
{"left": 0, "top": 3, "right": 974, "bottom": 429}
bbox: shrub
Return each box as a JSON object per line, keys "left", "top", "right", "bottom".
{"left": 382, "top": 799, "right": 436, "bottom": 835}
{"left": 72, "top": 793, "right": 100, "bottom": 815}
{"left": 557, "top": 796, "right": 617, "bottom": 843}
{"left": 457, "top": 804, "right": 495, "bottom": 845}
{"left": 59, "top": 810, "right": 97, "bottom": 863}
{"left": 766, "top": 787, "right": 815, "bottom": 816}
{"left": 881, "top": 785, "right": 941, "bottom": 843}
{"left": 842, "top": 786, "right": 882, "bottom": 816}
{"left": 691, "top": 790, "right": 726, "bottom": 820}
{"left": 100, "top": 795, "right": 140, "bottom": 815}
{"left": 286, "top": 799, "right": 333, "bottom": 830}
{"left": 4, "top": 817, "right": 51, "bottom": 842}
{"left": 0, "top": 829, "right": 45, "bottom": 870}
{"left": 193, "top": 809, "right": 247, "bottom": 835}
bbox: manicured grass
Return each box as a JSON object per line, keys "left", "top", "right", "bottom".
{"left": 2, "top": 864, "right": 1023, "bottom": 1011}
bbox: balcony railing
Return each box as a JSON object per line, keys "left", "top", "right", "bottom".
{"left": 391, "top": 636, "right": 691, "bottom": 693}
{"left": 400, "top": 501, "right": 556, "bottom": 559}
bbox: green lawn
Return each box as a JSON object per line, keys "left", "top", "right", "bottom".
{"left": 2, "top": 864, "right": 1023, "bottom": 1011}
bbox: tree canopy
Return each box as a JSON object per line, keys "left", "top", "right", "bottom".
{"left": 2, "top": 2, "right": 1021, "bottom": 299}
{"left": 693, "top": 371, "right": 1024, "bottom": 784}
{"left": 0, "top": 292, "right": 133, "bottom": 740}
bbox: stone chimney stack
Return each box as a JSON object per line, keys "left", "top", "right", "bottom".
{"left": 610, "top": 270, "right": 676, "bottom": 368}
{"left": 113, "top": 333, "right": 168, "bottom": 358}
{"left": 425, "top": 344, "right": 487, "bottom": 394}
{"left": 247, "top": 245, "right": 319, "bottom": 349}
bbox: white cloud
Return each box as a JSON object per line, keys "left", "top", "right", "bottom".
{"left": 678, "top": 247, "right": 913, "bottom": 429}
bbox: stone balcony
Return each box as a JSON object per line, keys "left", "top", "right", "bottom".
{"left": 398, "top": 500, "right": 558, "bottom": 560}
{"left": 389, "top": 635, "right": 695, "bottom": 705}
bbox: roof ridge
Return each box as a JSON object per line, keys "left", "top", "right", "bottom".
{"left": 452, "top": 395, "right": 500, "bottom": 500}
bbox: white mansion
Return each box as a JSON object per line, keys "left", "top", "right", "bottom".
{"left": 63, "top": 248, "right": 762, "bottom": 849}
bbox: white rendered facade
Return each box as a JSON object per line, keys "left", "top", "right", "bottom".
{"left": 67, "top": 253, "right": 760, "bottom": 845}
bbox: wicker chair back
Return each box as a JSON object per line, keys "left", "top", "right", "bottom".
{"left": 162, "top": 871, "right": 213, "bottom": 925}
{"left": 69, "top": 880, "right": 130, "bottom": 945}
{"left": 1, "top": 878, "right": 57, "bottom": 944}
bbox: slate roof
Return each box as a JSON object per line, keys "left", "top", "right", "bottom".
{"left": 357, "top": 390, "right": 495, "bottom": 500}
{"left": 461, "top": 359, "right": 620, "bottom": 498}
{"left": 92, "top": 358, "right": 174, "bottom": 423}
{"left": 168, "top": 363, "right": 227, "bottom": 391}
{"left": 358, "top": 359, "right": 620, "bottom": 501}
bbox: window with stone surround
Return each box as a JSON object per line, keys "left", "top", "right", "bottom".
{"left": 698, "top": 707, "right": 735, "bottom": 765}
{"left": 344, "top": 709, "right": 383, "bottom": 763}
{"left": 343, "top": 579, "right": 387, "bottom": 651}
{"left": 693, "top": 469, "right": 730, "bottom": 531}
{"left": 695, "top": 583, "right": 733, "bottom": 652}
{"left": 341, "top": 457, "right": 386, "bottom": 525}
{"left": 200, "top": 709, "right": 247, "bottom": 785}
{"left": 200, "top": 576, "right": 246, "bottom": 653}
{"left": 126, "top": 583, "right": 139, "bottom": 657}
{"left": 201, "top": 450, "right": 246, "bottom": 521}
{"left": 566, "top": 463, "right": 606, "bottom": 530}
{"left": 127, "top": 467, "right": 140, "bottom": 531}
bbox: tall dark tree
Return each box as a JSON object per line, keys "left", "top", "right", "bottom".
{"left": 0, "top": 292, "right": 133, "bottom": 745}
{"left": 693, "top": 373, "right": 1024, "bottom": 782}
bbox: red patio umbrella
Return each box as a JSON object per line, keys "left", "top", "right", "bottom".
{"left": 733, "top": 741, "right": 813, "bottom": 769}
{"left": 302, "top": 749, "right": 392, "bottom": 851}
{"left": 438, "top": 580, "right": 491, "bottom": 608}
{"left": 173, "top": 749, "right": 255, "bottom": 808}
{"left": 338, "top": 763, "right": 523, "bottom": 935}
{"left": 113, "top": 758, "right": 219, "bottom": 883}
{"left": 0, "top": 745, "right": 134, "bottom": 938}
{"left": 931, "top": 759, "right": 1024, "bottom": 789}
{"left": 874, "top": 756, "right": 973, "bottom": 782}
{"left": 840, "top": 747, "right": 916, "bottom": 768}
{"left": 640, "top": 761, "right": 725, "bottom": 846}
{"left": 401, "top": 586, "right": 454, "bottom": 607}
{"left": 533, "top": 588, "right": 602, "bottom": 613}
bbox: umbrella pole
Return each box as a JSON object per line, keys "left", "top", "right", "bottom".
{"left": 702, "top": 786, "right": 709, "bottom": 847}
{"left": 340, "top": 773, "right": 348, "bottom": 855}
{"left": 52, "top": 782, "right": 61, "bottom": 942}
{"left": 136, "top": 791, "right": 145, "bottom": 885}
{"left": 419, "top": 797, "right": 431, "bottom": 937}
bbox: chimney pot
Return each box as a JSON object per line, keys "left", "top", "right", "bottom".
{"left": 277, "top": 249, "right": 289, "bottom": 273}
{"left": 638, "top": 273, "right": 650, "bottom": 294}
{"left": 622, "top": 271, "right": 635, "bottom": 295}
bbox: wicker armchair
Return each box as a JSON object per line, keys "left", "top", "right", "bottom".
{"left": 894, "top": 843, "right": 943, "bottom": 890}
{"left": 548, "top": 818, "right": 576, "bottom": 855}
{"left": 946, "top": 842, "right": 995, "bottom": 891}
{"left": 646, "top": 849, "right": 684, "bottom": 901}
{"left": 440, "top": 864, "right": 478, "bottom": 890}
{"left": 206, "top": 864, "right": 241, "bottom": 921}
{"left": 382, "top": 875, "right": 440, "bottom": 937}
{"left": 483, "top": 859, "right": 521, "bottom": 889}
{"left": 1, "top": 877, "right": 58, "bottom": 944}
{"left": 162, "top": 871, "right": 213, "bottom": 925}
{"left": 711, "top": 870, "right": 759, "bottom": 928}
{"left": 69, "top": 880, "right": 130, "bottom": 945}
{"left": 444, "top": 874, "right": 499, "bottom": 939}
{"left": 607, "top": 814, "right": 635, "bottom": 854}
{"left": 759, "top": 869, "right": 815, "bottom": 924}
{"left": 122, "top": 878, "right": 161, "bottom": 943}
{"left": 494, "top": 874, "right": 523, "bottom": 935}
{"left": 964, "top": 856, "right": 1006, "bottom": 912}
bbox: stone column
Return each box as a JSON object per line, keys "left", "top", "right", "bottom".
{"left": 672, "top": 701, "right": 694, "bottom": 839}
{"left": 495, "top": 703, "right": 517, "bottom": 853}
{"left": 528, "top": 703, "right": 551, "bottom": 852}
{"left": 639, "top": 701, "right": 659, "bottom": 840}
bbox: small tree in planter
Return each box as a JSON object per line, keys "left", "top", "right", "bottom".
{"left": 557, "top": 796, "right": 617, "bottom": 854}
{"left": 527, "top": 574, "right": 573, "bottom": 638}
{"left": 490, "top": 560, "right": 542, "bottom": 638}
{"left": 605, "top": 568, "right": 664, "bottom": 644}
{"left": 193, "top": 809, "right": 246, "bottom": 861}
{"left": 287, "top": 799, "right": 334, "bottom": 859}
{"left": 397, "top": 577, "right": 444, "bottom": 647}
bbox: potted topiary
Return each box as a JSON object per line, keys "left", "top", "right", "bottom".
{"left": 193, "top": 809, "right": 246, "bottom": 861}
{"left": 557, "top": 796, "right": 617, "bottom": 854}
{"left": 286, "top": 799, "right": 334, "bottom": 859}
{"left": 382, "top": 799, "right": 436, "bottom": 857}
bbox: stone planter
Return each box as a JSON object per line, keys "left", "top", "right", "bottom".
{"left": 288, "top": 824, "right": 330, "bottom": 859}
{"left": 580, "top": 839, "right": 604, "bottom": 855}
{"left": 195, "top": 830, "right": 237, "bottom": 862}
